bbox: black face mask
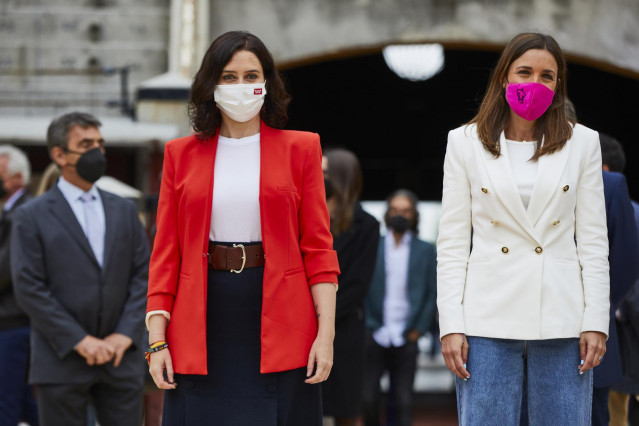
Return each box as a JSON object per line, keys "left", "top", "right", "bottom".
{"left": 387, "top": 215, "right": 410, "bottom": 234}
{"left": 0, "top": 178, "right": 6, "bottom": 199}
{"left": 66, "top": 148, "right": 106, "bottom": 183}
{"left": 324, "top": 178, "right": 334, "bottom": 200}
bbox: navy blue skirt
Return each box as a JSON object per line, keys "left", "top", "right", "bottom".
{"left": 162, "top": 244, "right": 322, "bottom": 426}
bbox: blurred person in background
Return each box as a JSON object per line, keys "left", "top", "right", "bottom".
{"left": 0, "top": 145, "right": 38, "bottom": 426}
{"left": 146, "top": 30, "right": 339, "bottom": 426}
{"left": 437, "top": 33, "right": 609, "bottom": 425}
{"left": 363, "top": 189, "right": 437, "bottom": 426}
{"left": 321, "top": 148, "right": 379, "bottom": 426}
{"left": 597, "top": 134, "right": 639, "bottom": 426}
{"left": 11, "top": 112, "right": 150, "bottom": 426}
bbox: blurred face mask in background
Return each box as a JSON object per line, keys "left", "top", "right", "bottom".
{"left": 214, "top": 81, "right": 267, "bottom": 122}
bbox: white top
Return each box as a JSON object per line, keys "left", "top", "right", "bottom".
{"left": 505, "top": 140, "right": 538, "bottom": 209}
{"left": 373, "top": 231, "right": 413, "bottom": 348}
{"left": 57, "top": 177, "right": 105, "bottom": 266}
{"left": 209, "top": 133, "right": 262, "bottom": 242}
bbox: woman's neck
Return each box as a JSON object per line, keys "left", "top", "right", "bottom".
{"left": 505, "top": 111, "right": 536, "bottom": 142}
{"left": 219, "top": 115, "right": 261, "bottom": 139}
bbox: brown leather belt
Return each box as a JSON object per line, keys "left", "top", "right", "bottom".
{"left": 207, "top": 242, "right": 265, "bottom": 273}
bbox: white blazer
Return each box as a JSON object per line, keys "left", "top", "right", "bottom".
{"left": 437, "top": 123, "right": 610, "bottom": 340}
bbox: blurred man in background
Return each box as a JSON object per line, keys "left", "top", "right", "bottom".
{"left": 11, "top": 112, "right": 149, "bottom": 426}
{"left": 0, "top": 144, "right": 38, "bottom": 426}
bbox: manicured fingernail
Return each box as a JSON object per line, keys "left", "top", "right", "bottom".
{"left": 466, "top": 375, "right": 470, "bottom": 379}
{"left": 580, "top": 359, "right": 584, "bottom": 365}
{"left": 463, "top": 363, "right": 467, "bottom": 368}
{"left": 579, "top": 371, "right": 584, "bottom": 375}
{"left": 463, "top": 378, "right": 468, "bottom": 382}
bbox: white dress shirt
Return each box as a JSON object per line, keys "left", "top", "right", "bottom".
{"left": 57, "top": 177, "right": 105, "bottom": 265}
{"left": 373, "top": 231, "right": 413, "bottom": 348}
{"left": 504, "top": 140, "right": 538, "bottom": 209}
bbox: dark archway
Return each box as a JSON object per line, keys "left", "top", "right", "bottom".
{"left": 282, "top": 48, "right": 639, "bottom": 201}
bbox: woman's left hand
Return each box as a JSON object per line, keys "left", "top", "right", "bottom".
{"left": 305, "top": 336, "right": 333, "bottom": 384}
{"left": 579, "top": 331, "right": 607, "bottom": 374}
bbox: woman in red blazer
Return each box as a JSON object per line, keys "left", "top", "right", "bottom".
{"left": 146, "top": 31, "right": 340, "bottom": 426}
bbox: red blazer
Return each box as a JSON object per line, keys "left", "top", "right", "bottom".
{"left": 147, "top": 123, "right": 340, "bottom": 375}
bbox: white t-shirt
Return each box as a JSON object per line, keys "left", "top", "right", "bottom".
{"left": 209, "top": 133, "right": 262, "bottom": 242}
{"left": 505, "top": 140, "right": 538, "bottom": 209}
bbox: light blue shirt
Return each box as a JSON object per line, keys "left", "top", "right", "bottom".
{"left": 57, "top": 177, "right": 105, "bottom": 266}
{"left": 3, "top": 187, "right": 25, "bottom": 211}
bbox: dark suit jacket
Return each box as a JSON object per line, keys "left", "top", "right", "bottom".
{"left": 594, "top": 171, "right": 639, "bottom": 388}
{"left": 0, "top": 191, "right": 32, "bottom": 331}
{"left": 365, "top": 234, "right": 437, "bottom": 336}
{"left": 612, "top": 200, "right": 639, "bottom": 394}
{"left": 334, "top": 205, "right": 380, "bottom": 321}
{"left": 11, "top": 184, "right": 149, "bottom": 384}
{"left": 323, "top": 204, "right": 379, "bottom": 416}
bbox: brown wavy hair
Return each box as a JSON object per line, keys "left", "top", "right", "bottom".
{"left": 468, "top": 33, "right": 574, "bottom": 160}
{"left": 188, "top": 31, "right": 291, "bottom": 138}
{"left": 325, "top": 149, "right": 363, "bottom": 237}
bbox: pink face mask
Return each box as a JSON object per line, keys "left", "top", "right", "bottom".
{"left": 505, "top": 82, "right": 555, "bottom": 121}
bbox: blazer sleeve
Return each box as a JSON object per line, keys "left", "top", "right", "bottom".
{"left": 11, "top": 205, "right": 88, "bottom": 359}
{"left": 575, "top": 133, "right": 610, "bottom": 335}
{"left": 606, "top": 174, "right": 638, "bottom": 308}
{"left": 298, "top": 135, "right": 340, "bottom": 285}
{"left": 113, "top": 201, "right": 150, "bottom": 346}
{"left": 147, "top": 142, "right": 181, "bottom": 313}
{"left": 436, "top": 130, "right": 472, "bottom": 338}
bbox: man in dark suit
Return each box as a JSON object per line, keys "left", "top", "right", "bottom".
{"left": 590, "top": 134, "right": 639, "bottom": 426}
{"left": 0, "top": 145, "right": 38, "bottom": 426}
{"left": 363, "top": 189, "right": 437, "bottom": 426}
{"left": 11, "top": 112, "right": 150, "bottom": 426}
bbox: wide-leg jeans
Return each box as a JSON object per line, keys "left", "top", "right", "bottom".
{"left": 456, "top": 337, "right": 592, "bottom": 426}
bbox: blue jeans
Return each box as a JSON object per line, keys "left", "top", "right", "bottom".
{"left": 0, "top": 326, "right": 39, "bottom": 426}
{"left": 456, "top": 337, "right": 592, "bottom": 426}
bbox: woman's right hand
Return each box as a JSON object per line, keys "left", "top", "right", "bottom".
{"left": 149, "top": 348, "right": 177, "bottom": 390}
{"left": 441, "top": 333, "right": 471, "bottom": 380}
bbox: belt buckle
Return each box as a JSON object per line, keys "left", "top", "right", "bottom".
{"left": 230, "top": 244, "right": 246, "bottom": 274}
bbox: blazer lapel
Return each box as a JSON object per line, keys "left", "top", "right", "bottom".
{"left": 477, "top": 132, "right": 538, "bottom": 242}
{"left": 526, "top": 138, "right": 571, "bottom": 227}
{"left": 200, "top": 132, "right": 218, "bottom": 254}
{"left": 47, "top": 186, "right": 100, "bottom": 267}
{"left": 100, "top": 190, "right": 117, "bottom": 272}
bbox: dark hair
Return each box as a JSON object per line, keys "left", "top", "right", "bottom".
{"left": 468, "top": 33, "right": 573, "bottom": 160}
{"left": 384, "top": 189, "right": 420, "bottom": 233}
{"left": 599, "top": 133, "right": 626, "bottom": 172}
{"left": 189, "top": 31, "right": 291, "bottom": 138}
{"left": 47, "top": 112, "right": 101, "bottom": 153}
{"left": 324, "top": 148, "right": 363, "bottom": 236}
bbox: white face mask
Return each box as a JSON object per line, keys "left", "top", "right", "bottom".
{"left": 214, "top": 81, "right": 267, "bottom": 123}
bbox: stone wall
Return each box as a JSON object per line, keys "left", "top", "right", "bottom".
{"left": 0, "top": 0, "right": 170, "bottom": 117}
{"left": 209, "top": 0, "right": 639, "bottom": 74}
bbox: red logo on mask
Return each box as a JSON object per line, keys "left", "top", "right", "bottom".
{"left": 254, "top": 88, "right": 262, "bottom": 95}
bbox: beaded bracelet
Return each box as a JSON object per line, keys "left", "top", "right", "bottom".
{"left": 145, "top": 341, "right": 168, "bottom": 365}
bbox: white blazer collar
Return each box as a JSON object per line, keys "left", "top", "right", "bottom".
{"left": 526, "top": 137, "right": 571, "bottom": 227}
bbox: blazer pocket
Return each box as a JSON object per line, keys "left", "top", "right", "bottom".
{"left": 277, "top": 185, "right": 298, "bottom": 193}
{"left": 283, "top": 267, "right": 306, "bottom": 277}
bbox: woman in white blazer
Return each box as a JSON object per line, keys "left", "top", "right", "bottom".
{"left": 437, "top": 33, "right": 609, "bottom": 425}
